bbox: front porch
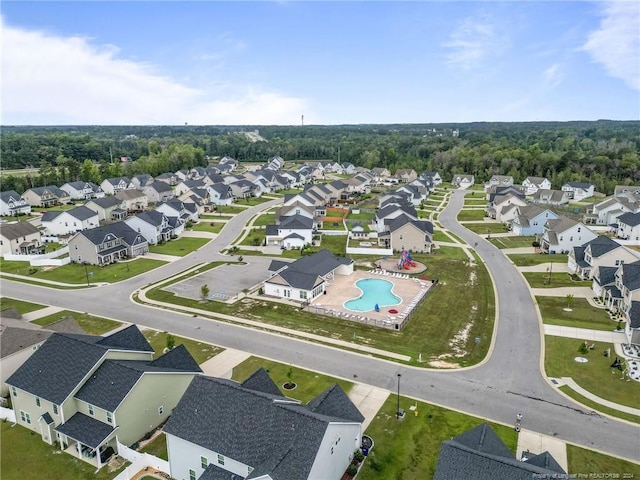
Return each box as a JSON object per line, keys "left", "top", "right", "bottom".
{"left": 56, "top": 412, "right": 119, "bottom": 469}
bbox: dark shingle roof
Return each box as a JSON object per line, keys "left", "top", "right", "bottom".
{"left": 583, "top": 235, "right": 620, "bottom": 258}
{"left": 617, "top": 212, "right": 640, "bottom": 227}
{"left": 149, "top": 344, "right": 202, "bottom": 371}
{"left": 55, "top": 412, "right": 116, "bottom": 449}
{"left": 268, "top": 260, "right": 291, "bottom": 272}
{"left": 41, "top": 412, "right": 54, "bottom": 425}
{"left": 388, "top": 215, "right": 434, "bottom": 235}
{"left": 621, "top": 261, "right": 640, "bottom": 291}
{"left": 241, "top": 367, "right": 283, "bottom": 397}
{"left": 147, "top": 181, "right": 173, "bottom": 193}
{"left": 278, "top": 215, "right": 313, "bottom": 230}
{"left": 285, "top": 249, "right": 352, "bottom": 277}
{"left": 307, "top": 384, "right": 365, "bottom": 423}
{"left": 596, "top": 266, "right": 618, "bottom": 286}
{"left": 200, "top": 463, "right": 245, "bottom": 480}
{"left": 0, "top": 222, "right": 40, "bottom": 240}
{"left": 0, "top": 190, "right": 24, "bottom": 203}
{"left": 565, "top": 182, "right": 593, "bottom": 190}
{"left": 0, "top": 325, "right": 52, "bottom": 358}
{"left": 66, "top": 206, "right": 99, "bottom": 221}
{"left": 86, "top": 196, "right": 122, "bottom": 209}
{"left": 96, "top": 324, "right": 154, "bottom": 352}
{"left": 278, "top": 269, "right": 323, "bottom": 291}
{"left": 629, "top": 301, "right": 640, "bottom": 328}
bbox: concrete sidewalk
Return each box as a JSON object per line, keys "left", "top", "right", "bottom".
{"left": 21, "top": 306, "right": 65, "bottom": 321}
{"left": 544, "top": 324, "right": 626, "bottom": 343}
{"left": 517, "top": 263, "right": 570, "bottom": 273}
{"left": 144, "top": 252, "right": 182, "bottom": 262}
{"left": 553, "top": 377, "right": 640, "bottom": 416}
{"left": 199, "top": 348, "right": 251, "bottom": 379}
{"left": 502, "top": 247, "right": 536, "bottom": 254}
{"left": 530, "top": 287, "right": 594, "bottom": 298}
{"left": 516, "top": 429, "right": 568, "bottom": 472}
{"left": 348, "top": 384, "right": 390, "bottom": 430}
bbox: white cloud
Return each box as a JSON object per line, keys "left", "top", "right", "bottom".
{"left": 543, "top": 63, "right": 564, "bottom": 89}
{"left": 583, "top": 1, "right": 640, "bottom": 90}
{"left": 443, "top": 16, "right": 496, "bottom": 71}
{"left": 0, "top": 19, "right": 308, "bottom": 124}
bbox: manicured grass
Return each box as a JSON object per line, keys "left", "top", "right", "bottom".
{"left": 523, "top": 272, "right": 591, "bottom": 288}
{"left": 148, "top": 237, "right": 210, "bottom": 256}
{"left": 142, "top": 329, "right": 223, "bottom": 364}
{"left": 239, "top": 228, "right": 266, "bottom": 246}
{"left": 544, "top": 336, "right": 639, "bottom": 408}
{"left": 231, "top": 356, "right": 353, "bottom": 403}
{"left": 431, "top": 246, "right": 469, "bottom": 261}
{"left": 462, "top": 222, "right": 509, "bottom": 234}
{"left": 0, "top": 258, "right": 166, "bottom": 285}
{"left": 347, "top": 211, "right": 376, "bottom": 221}
{"left": 145, "top": 253, "right": 495, "bottom": 367}
{"left": 558, "top": 385, "right": 640, "bottom": 424}
{"left": 139, "top": 433, "right": 168, "bottom": 461}
{"left": 456, "top": 209, "right": 487, "bottom": 221}
{"left": 321, "top": 221, "right": 346, "bottom": 231}
{"left": 432, "top": 230, "right": 452, "bottom": 243}
{"left": 508, "top": 253, "right": 567, "bottom": 266}
{"left": 536, "top": 297, "right": 620, "bottom": 331}
{"left": 0, "top": 297, "right": 46, "bottom": 314}
{"left": 191, "top": 221, "right": 225, "bottom": 234}
{"left": 0, "top": 421, "right": 129, "bottom": 480}
{"left": 32, "top": 310, "right": 122, "bottom": 335}
{"left": 488, "top": 236, "right": 537, "bottom": 249}
{"left": 317, "top": 234, "right": 347, "bottom": 256}
{"left": 236, "top": 196, "right": 273, "bottom": 206}
{"left": 359, "top": 396, "right": 517, "bottom": 479}
{"left": 567, "top": 444, "right": 640, "bottom": 477}
{"left": 212, "top": 205, "right": 249, "bottom": 214}
{"left": 38, "top": 204, "right": 78, "bottom": 212}
{"left": 44, "top": 242, "right": 63, "bottom": 253}
{"left": 251, "top": 213, "right": 276, "bottom": 226}
{"left": 463, "top": 198, "right": 488, "bottom": 205}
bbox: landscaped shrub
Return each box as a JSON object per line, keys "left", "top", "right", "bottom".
{"left": 346, "top": 464, "right": 358, "bottom": 476}
{"left": 578, "top": 341, "right": 589, "bottom": 355}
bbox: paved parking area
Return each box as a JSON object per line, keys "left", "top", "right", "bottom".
{"left": 163, "top": 256, "right": 293, "bottom": 301}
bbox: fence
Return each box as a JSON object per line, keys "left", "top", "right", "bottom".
{"left": 0, "top": 407, "right": 16, "bottom": 423}
{"left": 113, "top": 441, "right": 170, "bottom": 480}
{"left": 4, "top": 246, "right": 69, "bottom": 263}
{"left": 346, "top": 247, "right": 393, "bottom": 256}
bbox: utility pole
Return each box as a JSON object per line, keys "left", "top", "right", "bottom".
{"left": 396, "top": 373, "right": 402, "bottom": 419}
{"left": 301, "top": 114, "right": 304, "bottom": 127}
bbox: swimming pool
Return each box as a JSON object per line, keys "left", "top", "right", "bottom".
{"left": 344, "top": 278, "right": 401, "bottom": 312}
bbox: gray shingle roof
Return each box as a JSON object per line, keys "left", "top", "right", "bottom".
{"left": 0, "top": 222, "right": 40, "bottom": 240}
{"left": 0, "top": 190, "right": 24, "bottom": 203}
{"left": 86, "top": 196, "right": 122, "bottom": 209}
{"left": 278, "top": 215, "right": 313, "bottom": 230}
{"left": 96, "top": 325, "right": 154, "bottom": 352}
{"left": 55, "top": 412, "right": 116, "bottom": 449}
{"left": 629, "top": 301, "right": 640, "bottom": 328}
{"left": 583, "top": 235, "right": 621, "bottom": 258}
{"left": 596, "top": 266, "right": 618, "bottom": 286}
{"left": 241, "top": 367, "right": 283, "bottom": 397}
{"left": 40, "top": 412, "right": 54, "bottom": 425}
{"left": 617, "top": 212, "right": 640, "bottom": 227}
{"left": 66, "top": 206, "right": 99, "bottom": 221}
{"left": 307, "top": 384, "right": 365, "bottom": 423}
{"left": 388, "top": 215, "right": 434, "bottom": 235}
{"left": 621, "top": 261, "right": 640, "bottom": 291}
{"left": 0, "top": 324, "right": 52, "bottom": 358}
{"left": 278, "top": 269, "right": 323, "bottom": 291}
{"left": 286, "top": 249, "right": 352, "bottom": 277}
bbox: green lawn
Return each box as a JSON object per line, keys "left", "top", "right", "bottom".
{"left": 251, "top": 213, "right": 276, "bottom": 227}
{"left": 567, "top": 445, "right": 640, "bottom": 476}
{"left": 212, "top": 205, "right": 250, "bottom": 215}
{"left": 431, "top": 246, "right": 469, "bottom": 261}
{"left": 236, "top": 196, "right": 273, "bottom": 206}
{"left": 148, "top": 237, "right": 210, "bottom": 256}
{"left": 142, "top": 329, "right": 223, "bottom": 364}
{"left": 0, "top": 421, "right": 128, "bottom": 480}
{"left": 44, "top": 242, "right": 63, "bottom": 253}
{"left": 321, "top": 221, "right": 346, "bottom": 231}
{"left": 0, "top": 258, "right": 166, "bottom": 285}
{"left": 0, "top": 297, "right": 46, "bottom": 314}
{"left": 523, "top": 272, "right": 592, "bottom": 288}
{"left": 508, "top": 253, "right": 567, "bottom": 266}
{"left": 231, "top": 356, "right": 353, "bottom": 403}
{"left": 139, "top": 433, "right": 168, "bottom": 461}
{"left": 432, "top": 230, "right": 453, "bottom": 243}
{"left": 462, "top": 222, "right": 509, "bottom": 234}
{"left": 488, "top": 236, "right": 538, "bottom": 249}
{"left": 190, "top": 221, "right": 225, "bottom": 234}
{"left": 359, "top": 396, "right": 517, "bottom": 479}
{"left": 240, "top": 228, "right": 266, "bottom": 246}
{"left": 347, "top": 211, "right": 376, "bottom": 222}
{"left": 544, "top": 336, "right": 639, "bottom": 408}
{"left": 558, "top": 385, "right": 640, "bottom": 424}
{"left": 32, "top": 310, "right": 122, "bottom": 335}
{"left": 144, "top": 253, "right": 495, "bottom": 368}
{"left": 456, "top": 209, "right": 487, "bottom": 221}
{"left": 463, "top": 198, "right": 488, "bottom": 205}
{"left": 536, "top": 297, "right": 620, "bottom": 331}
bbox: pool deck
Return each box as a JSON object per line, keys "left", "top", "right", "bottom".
{"left": 306, "top": 269, "right": 434, "bottom": 329}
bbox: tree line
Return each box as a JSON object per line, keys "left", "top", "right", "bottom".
{"left": 1, "top": 121, "right": 638, "bottom": 195}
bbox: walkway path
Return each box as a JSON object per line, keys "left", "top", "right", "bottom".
{"left": 554, "top": 377, "right": 640, "bottom": 416}
{"left": 530, "top": 287, "right": 594, "bottom": 298}
{"left": 21, "top": 305, "right": 65, "bottom": 321}
{"left": 517, "top": 263, "right": 570, "bottom": 273}
{"left": 516, "top": 429, "right": 568, "bottom": 472}
{"left": 199, "top": 348, "right": 251, "bottom": 379}
{"left": 144, "top": 252, "right": 182, "bottom": 262}
{"left": 348, "top": 384, "right": 390, "bottom": 430}
{"left": 543, "top": 324, "right": 626, "bottom": 343}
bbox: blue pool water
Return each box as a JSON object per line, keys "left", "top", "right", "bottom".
{"left": 344, "top": 278, "right": 401, "bottom": 312}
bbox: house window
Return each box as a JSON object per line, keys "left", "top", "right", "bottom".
{"left": 106, "top": 412, "right": 113, "bottom": 424}
{"left": 217, "top": 454, "right": 225, "bottom": 465}
{"left": 36, "top": 397, "right": 41, "bottom": 407}
{"left": 201, "top": 456, "right": 208, "bottom": 468}
{"left": 11, "top": 387, "right": 17, "bottom": 397}
{"left": 20, "top": 411, "right": 31, "bottom": 424}
{"left": 88, "top": 404, "right": 94, "bottom": 416}
{"left": 158, "top": 406, "right": 164, "bottom": 415}
{"left": 53, "top": 404, "right": 58, "bottom": 415}
{"left": 577, "top": 227, "right": 581, "bottom": 232}
{"left": 300, "top": 291, "right": 307, "bottom": 300}
{"left": 189, "top": 469, "right": 196, "bottom": 480}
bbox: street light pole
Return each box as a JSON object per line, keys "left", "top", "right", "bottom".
{"left": 396, "top": 373, "right": 402, "bottom": 419}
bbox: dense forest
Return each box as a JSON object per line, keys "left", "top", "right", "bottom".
{"left": 1, "top": 121, "right": 638, "bottom": 195}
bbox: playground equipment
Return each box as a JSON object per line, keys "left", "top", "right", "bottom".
{"left": 397, "top": 250, "right": 417, "bottom": 270}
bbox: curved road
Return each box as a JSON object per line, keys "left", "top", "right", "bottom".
{"left": 2, "top": 193, "right": 639, "bottom": 462}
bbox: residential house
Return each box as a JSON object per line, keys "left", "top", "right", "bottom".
{"left": 131, "top": 174, "right": 154, "bottom": 190}
{"left": 60, "top": 182, "right": 104, "bottom": 201}
{"left": 616, "top": 212, "right": 640, "bottom": 243}
{"left": 22, "top": 186, "right": 70, "bottom": 207}
{"left": 175, "top": 180, "right": 207, "bottom": 197}
{"left": 41, "top": 206, "right": 99, "bottom": 236}
{"left": 522, "top": 176, "right": 551, "bottom": 195}
{"left": 568, "top": 235, "right": 640, "bottom": 279}
{"left": 486, "top": 193, "right": 527, "bottom": 223}
{"left": 0, "top": 222, "right": 43, "bottom": 256}
{"left": 229, "top": 179, "right": 258, "bottom": 199}
{"left": 156, "top": 199, "right": 199, "bottom": 223}
{"left": 164, "top": 369, "right": 363, "bottom": 480}
{"left": 6, "top": 326, "right": 202, "bottom": 468}
{"left": 422, "top": 171, "right": 442, "bottom": 186}
{"left": 0, "top": 190, "right": 31, "bottom": 216}
{"left": 386, "top": 215, "right": 433, "bottom": 253}
{"left": 541, "top": 218, "right": 597, "bottom": 254}
{"left": 179, "top": 188, "right": 210, "bottom": 209}
{"left": 511, "top": 206, "right": 559, "bottom": 236}
{"left": 125, "top": 210, "right": 184, "bottom": 245}
{"left": 394, "top": 169, "right": 418, "bottom": 183}
{"left": 434, "top": 423, "right": 565, "bottom": 480}
{"left": 265, "top": 214, "right": 314, "bottom": 249}
{"left": 264, "top": 249, "right": 354, "bottom": 302}
{"left": 189, "top": 167, "right": 207, "bottom": 180}
{"left": 395, "top": 185, "right": 427, "bottom": 206}
{"left": 143, "top": 181, "right": 175, "bottom": 204}
{"left": 531, "top": 189, "right": 570, "bottom": 207}
{"left": 592, "top": 265, "right": 620, "bottom": 299}
{"left": 450, "top": 174, "right": 474, "bottom": 188}
{"left": 207, "top": 183, "right": 234, "bottom": 206}
{"left": 84, "top": 197, "right": 126, "bottom": 223}
{"left": 175, "top": 169, "right": 190, "bottom": 182}
{"left": 100, "top": 177, "right": 134, "bottom": 195}
{"left": 603, "top": 261, "right": 640, "bottom": 345}
{"left": 155, "top": 172, "right": 178, "bottom": 186}
{"left": 115, "top": 189, "right": 148, "bottom": 213}
{"left": 342, "top": 162, "right": 356, "bottom": 174}
{"left": 562, "top": 182, "right": 595, "bottom": 201}
{"left": 67, "top": 222, "right": 149, "bottom": 265}
{"left": 371, "top": 167, "right": 391, "bottom": 183}
{"left": 375, "top": 204, "right": 419, "bottom": 233}
{"left": 484, "top": 175, "right": 514, "bottom": 191}
{"left": 586, "top": 196, "right": 639, "bottom": 226}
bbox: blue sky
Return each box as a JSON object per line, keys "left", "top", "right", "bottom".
{"left": 2, "top": 1, "right": 638, "bottom": 125}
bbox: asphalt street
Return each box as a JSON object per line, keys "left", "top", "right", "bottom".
{"left": 2, "top": 193, "right": 639, "bottom": 463}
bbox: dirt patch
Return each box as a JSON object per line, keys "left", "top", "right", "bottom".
{"left": 428, "top": 360, "right": 461, "bottom": 369}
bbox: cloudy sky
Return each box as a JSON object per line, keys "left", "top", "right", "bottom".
{"left": 1, "top": 1, "right": 638, "bottom": 125}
